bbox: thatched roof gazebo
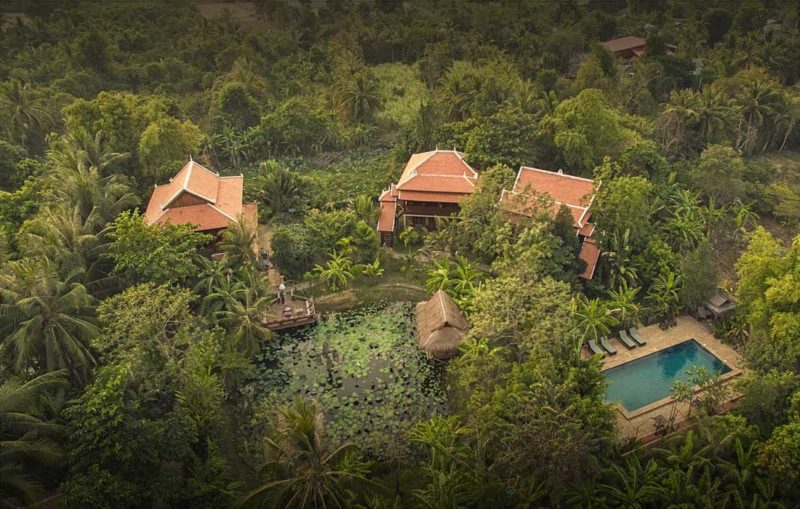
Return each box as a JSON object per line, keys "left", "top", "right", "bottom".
{"left": 415, "top": 290, "right": 470, "bottom": 360}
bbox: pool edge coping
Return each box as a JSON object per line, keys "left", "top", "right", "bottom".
{"left": 604, "top": 337, "right": 744, "bottom": 420}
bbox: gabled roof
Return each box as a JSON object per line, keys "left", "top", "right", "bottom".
{"left": 602, "top": 36, "right": 647, "bottom": 53}
{"left": 144, "top": 159, "right": 249, "bottom": 232}
{"left": 396, "top": 150, "right": 478, "bottom": 198}
{"left": 500, "top": 167, "right": 597, "bottom": 228}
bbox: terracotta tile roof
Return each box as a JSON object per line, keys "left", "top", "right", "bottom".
{"left": 379, "top": 184, "right": 398, "bottom": 203}
{"left": 145, "top": 159, "right": 251, "bottom": 232}
{"left": 578, "top": 223, "right": 596, "bottom": 237}
{"left": 398, "top": 190, "right": 467, "bottom": 203}
{"left": 501, "top": 167, "right": 597, "bottom": 228}
{"left": 579, "top": 238, "right": 600, "bottom": 280}
{"left": 500, "top": 189, "right": 586, "bottom": 225}
{"left": 396, "top": 150, "right": 478, "bottom": 197}
{"left": 156, "top": 204, "right": 233, "bottom": 231}
{"left": 602, "top": 36, "right": 646, "bottom": 53}
{"left": 377, "top": 200, "right": 397, "bottom": 232}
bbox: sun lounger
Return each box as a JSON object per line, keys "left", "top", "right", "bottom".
{"left": 616, "top": 331, "right": 636, "bottom": 349}
{"left": 587, "top": 339, "right": 604, "bottom": 356}
{"left": 628, "top": 327, "right": 647, "bottom": 346}
{"left": 599, "top": 336, "right": 617, "bottom": 355}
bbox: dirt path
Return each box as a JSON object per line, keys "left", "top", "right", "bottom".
{"left": 258, "top": 224, "right": 285, "bottom": 288}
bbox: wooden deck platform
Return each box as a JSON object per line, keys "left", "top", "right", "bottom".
{"left": 262, "top": 294, "right": 319, "bottom": 331}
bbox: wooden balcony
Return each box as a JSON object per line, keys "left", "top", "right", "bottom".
{"left": 263, "top": 292, "right": 319, "bottom": 332}
{"left": 401, "top": 202, "right": 460, "bottom": 217}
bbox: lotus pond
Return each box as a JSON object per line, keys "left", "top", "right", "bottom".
{"left": 246, "top": 303, "right": 447, "bottom": 458}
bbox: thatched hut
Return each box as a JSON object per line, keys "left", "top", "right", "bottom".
{"left": 415, "top": 290, "right": 470, "bottom": 360}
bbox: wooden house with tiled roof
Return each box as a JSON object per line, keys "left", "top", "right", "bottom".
{"left": 500, "top": 166, "right": 601, "bottom": 280}
{"left": 377, "top": 150, "right": 478, "bottom": 246}
{"left": 602, "top": 36, "right": 676, "bottom": 59}
{"left": 144, "top": 158, "right": 258, "bottom": 237}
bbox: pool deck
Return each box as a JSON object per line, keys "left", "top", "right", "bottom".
{"left": 588, "top": 316, "right": 744, "bottom": 444}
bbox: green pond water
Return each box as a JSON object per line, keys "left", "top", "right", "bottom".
{"left": 247, "top": 302, "right": 447, "bottom": 458}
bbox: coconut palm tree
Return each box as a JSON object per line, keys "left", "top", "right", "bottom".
{"left": 607, "top": 282, "right": 641, "bottom": 329}
{"left": 0, "top": 259, "right": 98, "bottom": 381}
{"left": 735, "top": 75, "right": 780, "bottom": 153}
{"left": 0, "top": 79, "right": 52, "bottom": 145}
{"left": 660, "top": 89, "right": 699, "bottom": 158}
{"left": 210, "top": 283, "right": 272, "bottom": 357}
{"left": 220, "top": 216, "right": 259, "bottom": 267}
{"left": 236, "top": 399, "right": 373, "bottom": 509}
{"left": 47, "top": 135, "right": 138, "bottom": 230}
{"left": 0, "top": 366, "right": 65, "bottom": 506}
{"left": 18, "top": 206, "right": 112, "bottom": 293}
{"left": 313, "top": 252, "right": 354, "bottom": 292}
{"left": 696, "top": 87, "right": 733, "bottom": 146}
{"left": 331, "top": 70, "right": 382, "bottom": 123}
{"left": 439, "top": 62, "right": 479, "bottom": 121}
{"left": 48, "top": 129, "right": 128, "bottom": 179}
{"left": 573, "top": 294, "right": 619, "bottom": 343}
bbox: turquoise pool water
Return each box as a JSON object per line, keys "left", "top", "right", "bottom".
{"left": 604, "top": 339, "right": 732, "bottom": 411}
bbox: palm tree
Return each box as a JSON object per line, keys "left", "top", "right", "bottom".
{"left": 18, "top": 206, "right": 111, "bottom": 292}
{"left": 49, "top": 129, "right": 128, "bottom": 178}
{"left": 220, "top": 217, "right": 259, "bottom": 267}
{"left": 352, "top": 194, "right": 378, "bottom": 225}
{"left": 313, "top": 252, "right": 354, "bottom": 292}
{"left": 331, "top": 70, "right": 382, "bottom": 123}
{"left": 254, "top": 160, "right": 304, "bottom": 217}
{"left": 735, "top": 75, "right": 780, "bottom": 153}
{"left": 0, "top": 367, "right": 65, "bottom": 506}
{"left": 212, "top": 285, "right": 272, "bottom": 357}
{"left": 696, "top": 87, "right": 733, "bottom": 146}
{"left": 439, "top": 62, "right": 479, "bottom": 121}
{"left": 573, "top": 294, "right": 619, "bottom": 343}
{"left": 660, "top": 89, "right": 699, "bottom": 158}
{"left": 228, "top": 58, "right": 269, "bottom": 100}
{"left": 0, "top": 259, "right": 98, "bottom": 381}
{"left": 0, "top": 79, "right": 52, "bottom": 144}
{"left": 194, "top": 257, "right": 231, "bottom": 299}
{"left": 47, "top": 134, "right": 138, "bottom": 229}
{"left": 236, "top": 399, "right": 373, "bottom": 508}
{"left": 607, "top": 282, "right": 641, "bottom": 329}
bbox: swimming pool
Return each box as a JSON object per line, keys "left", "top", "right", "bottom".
{"left": 604, "top": 339, "right": 732, "bottom": 412}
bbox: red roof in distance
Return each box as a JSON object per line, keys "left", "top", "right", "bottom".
{"left": 602, "top": 36, "right": 647, "bottom": 53}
